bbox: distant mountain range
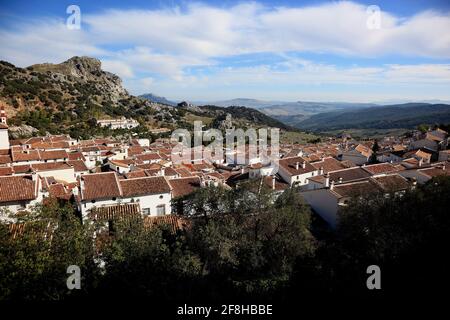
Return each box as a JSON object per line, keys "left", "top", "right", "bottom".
{"left": 199, "top": 98, "right": 287, "bottom": 109}
{"left": 139, "top": 93, "right": 177, "bottom": 106}
{"left": 189, "top": 99, "right": 450, "bottom": 131}
{"left": 295, "top": 103, "right": 450, "bottom": 132}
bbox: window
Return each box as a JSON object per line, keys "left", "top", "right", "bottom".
{"left": 142, "top": 208, "right": 151, "bottom": 215}
{"left": 159, "top": 195, "right": 163, "bottom": 199}
{"left": 156, "top": 205, "right": 166, "bottom": 216}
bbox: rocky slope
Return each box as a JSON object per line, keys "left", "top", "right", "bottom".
{"left": 0, "top": 56, "right": 296, "bottom": 138}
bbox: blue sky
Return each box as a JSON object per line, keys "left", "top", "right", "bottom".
{"left": 1, "top": 0, "right": 449, "bottom": 102}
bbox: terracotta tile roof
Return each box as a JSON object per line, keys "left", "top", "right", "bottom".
{"left": 0, "top": 166, "right": 13, "bottom": 176}
{"left": 124, "top": 170, "right": 147, "bottom": 179}
{"left": 12, "top": 150, "right": 40, "bottom": 162}
{"left": 68, "top": 151, "right": 85, "bottom": 161}
{"left": 127, "top": 146, "right": 146, "bottom": 156}
{"left": 109, "top": 159, "right": 135, "bottom": 168}
{"left": 372, "top": 174, "right": 410, "bottom": 192}
{"left": 311, "top": 157, "right": 347, "bottom": 173}
{"left": 48, "top": 183, "right": 72, "bottom": 200}
{"left": 279, "top": 156, "right": 317, "bottom": 176}
{"left": 168, "top": 177, "right": 201, "bottom": 198}
{"left": 32, "top": 162, "right": 72, "bottom": 172}
{"left": 143, "top": 215, "right": 190, "bottom": 234}
{"left": 0, "top": 154, "right": 12, "bottom": 165}
{"left": 135, "top": 153, "right": 162, "bottom": 162}
{"left": 142, "top": 168, "right": 161, "bottom": 176}
{"left": 81, "top": 172, "right": 122, "bottom": 201}
{"left": 89, "top": 203, "right": 141, "bottom": 221}
{"left": 329, "top": 167, "right": 372, "bottom": 183}
{"left": 331, "top": 180, "right": 379, "bottom": 198}
{"left": 81, "top": 146, "right": 101, "bottom": 153}
{"left": 0, "top": 175, "right": 37, "bottom": 202}
{"left": 31, "top": 141, "right": 70, "bottom": 149}
{"left": 340, "top": 160, "right": 356, "bottom": 168}
{"left": 355, "top": 144, "right": 373, "bottom": 158}
{"left": 419, "top": 164, "right": 450, "bottom": 178}
{"left": 426, "top": 132, "right": 445, "bottom": 142}
{"left": 207, "top": 172, "right": 225, "bottom": 180}
{"left": 134, "top": 163, "right": 162, "bottom": 170}
{"left": 12, "top": 164, "right": 32, "bottom": 174}
{"left": 403, "top": 149, "right": 432, "bottom": 160}
{"left": 119, "top": 176, "right": 171, "bottom": 197}
{"left": 67, "top": 160, "right": 88, "bottom": 172}
{"left": 263, "top": 176, "right": 289, "bottom": 191}
{"left": 362, "top": 163, "right": 399, "bottom": 175}
{"left": 175, "top": 167, "right": 192, "bottom": 177}
{"left": 8, "top": 221, "right": 54, "bottom": 240}
{"left": 392, "top": 144, "right": 406, "bottom": 152}
{"left": 163, "top": 167, "right": 178, "bottom": 177}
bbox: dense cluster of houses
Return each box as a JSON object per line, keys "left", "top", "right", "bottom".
{"left": 1, "top": 106, "right": 449, "bottom": 229}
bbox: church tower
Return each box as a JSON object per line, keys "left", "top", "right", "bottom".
{"left": 0, "top": 106, "right": 10, "bottom": 150}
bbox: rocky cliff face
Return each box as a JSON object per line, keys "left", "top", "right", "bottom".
{"left": 29, "top": 56, "right": 128, "bottom": 103}
{"left": 0, "top": 56, "right": 180, "bottom": 137}
{"left": 0, "top": 56, "right": 151, "bottom": 117}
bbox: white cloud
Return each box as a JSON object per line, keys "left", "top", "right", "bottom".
{"left": 0, "top": 1, "right": 449, "bottom": 100}
{"left": 102, "top": 60, "right": 134, "bottom": 78}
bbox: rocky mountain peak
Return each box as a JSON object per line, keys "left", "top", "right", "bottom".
{"left": 63, "top": 56, "right": 103, "bottom": 78}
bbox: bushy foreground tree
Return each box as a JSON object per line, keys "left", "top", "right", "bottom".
{"left": 1, "top": 177, "right": 450, "bottom": 301}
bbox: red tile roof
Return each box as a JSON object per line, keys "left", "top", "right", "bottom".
{"left": 89, "top": 203, "right": 141, "bottom": 221}
{"left": 0, "top": 175, "right": 37, "bottom": 202}
{"left": 67, "top": 160, "right": 89, "bottom": 172}
{"left": 168, "top": 177, "right": 201, "bottom": 198}
{"left": 143, "top": 215, "right": 190, "bottom": 234}
{"left": 279, "top": 156, "right": 317, "bottom": 176}
{"left": 311, "top": 157, "right": 348, "bottom": 173}
{"left": 119, "top": 176, "right": 171, "bottom": 197}
{"left": 362, "top": 163, "right": 399, "bottom": 175}
{"left": 81, "top": 172, "right": 122, "bottom": 201}
{"left": 0, "top": 166, "right": 13, "bottom": 176}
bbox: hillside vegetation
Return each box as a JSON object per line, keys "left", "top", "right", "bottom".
{"left": 0, "top": 57, "right": 296, "bottom": 139}
{"left": 294, "top": 103, "right": 450, "bottom": 132}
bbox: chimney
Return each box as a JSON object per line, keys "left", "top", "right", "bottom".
{"left": 319, "top": 166, "right": 324, "bottom": 175}
{"left": 338, "top": 177, "right": 343, "bottom": 184}
{"left": 330, "top": 180, "right": 335, "bottom": 190}
{"left": 241, "top": 167, "right": 245, "bottom": 174}
{"left": 272, "top": 175, "right": 276, "bottom": 190}
{"left": 411, "top": 177, "right": 417, "bottom": 189}
{"left": 443, "top": 164, "right": 446, "bottom": 171}
{"left": 302, "top": 161, "right": 306, "bottom": 169}
{"left": 295, "top": 162, "right": 299, "bottom": 170}
{"left": 80, "top": 177, "right": 85, "bottom": 193}
{"left": 160, "top": 167, "right": 165, "bottom": 176}
{"left": 0, "top": 106, "right": 6, "bottom": 124}
{"left": 324, "top": 174, "right": 330, "bottom": 188}
{"left": 418, "top": 158, "right": 423, "bottom": 167}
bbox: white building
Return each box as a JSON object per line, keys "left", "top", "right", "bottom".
{"left": 0, "top": 174, "right": 43, "bottom": 216}
{"left": 278, "top": 156, "right": 319, "bottom": 186}
{"left": 0, "top": 107, "right": 10, "bottom": 150}
{"left": 301, "top": 174, "right": 410, "bottom": 228}
{"left": 97, "top": 117, "right": 139, "bottom": 129}
{"left": 79, "top": 172, "right": 172, "bottom": 220}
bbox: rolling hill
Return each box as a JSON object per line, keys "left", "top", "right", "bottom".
{"left": 140, "top": 93, "right": 177, "bottom": 106}
{"left": 294, "top": 103, "right": 450, "bottom": 132}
